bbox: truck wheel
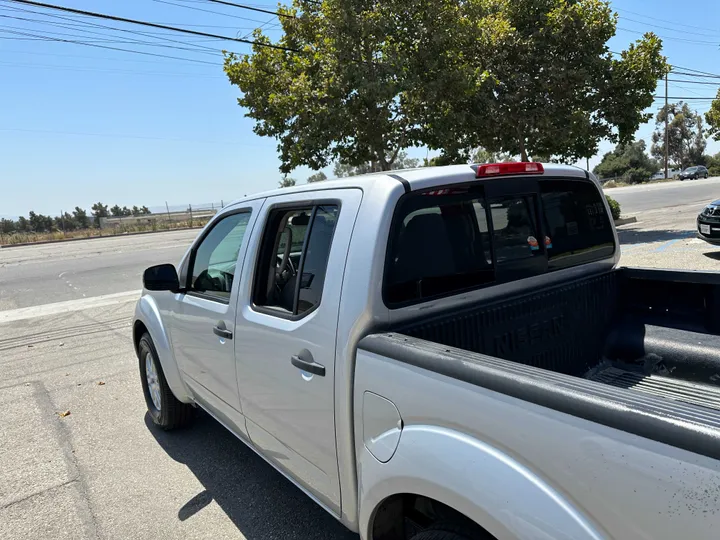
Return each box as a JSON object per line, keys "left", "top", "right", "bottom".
{"left": 410, "top": 532, "right": 470, "bottom": 540}
{"left": 138, "top": 333, "right": 194, "bottom": 430}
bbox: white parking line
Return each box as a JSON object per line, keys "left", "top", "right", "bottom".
{"left": 0, "top": 290, "right": 141, "bottom": 324}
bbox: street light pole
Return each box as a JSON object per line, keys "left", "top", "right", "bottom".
{"left": 664, "top": 71, "right": 669, "bottom": 179}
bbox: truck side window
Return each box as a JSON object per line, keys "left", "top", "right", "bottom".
{"left": 253, "top": 205, "right": 339, "bottom": 317}
{"left": 189, "top": 211, "right": 251, "bottom": 302}
{"left": 540, "top": 180, "right": 615, "bottom": 269}
{"left": 385, "top": 187, "right": 494, "bottom": 305}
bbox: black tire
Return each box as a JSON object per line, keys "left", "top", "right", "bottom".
{"left": 411, "top": 521, "right": 492, "bottom": 540}
{"left": 138, "top": 332, "right": 194, "bottom": 430}
{"left": 410, "top": 531, "right": 470, "bottom": 540}
{"left": 705, "top": 174, "right": 709, "bottom": 179}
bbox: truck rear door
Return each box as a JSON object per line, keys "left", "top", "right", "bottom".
{"left": 234, "top": 188, "right": 363, "bottom": 515}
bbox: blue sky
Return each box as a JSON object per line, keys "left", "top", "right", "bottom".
{"left": 1, "top": 0, "right": 719, "bottom": 217}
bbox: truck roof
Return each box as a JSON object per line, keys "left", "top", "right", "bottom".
{"left": 226, "top": 162, "right": 590, "bottom": 208}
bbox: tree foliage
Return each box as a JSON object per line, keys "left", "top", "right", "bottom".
{"left": 426, "top": 1, "right": 668, "bottom": 161}
{"left": 0, "top": 203, "right": 153, "bottom": 237}
{"left": 278, "top": 176, "right": 297, "bottom": 188}
{"left": 226, "top": 0, "right": 667, "bottom": 171}
{"left": 306, "top": 171, "right": 327, "bottom": 183}
{"left": 651, "top": 102, "right": 706, "bottom": 170}
{"left": 705, "top": 89, "right": 720, "bottom": 143}
{"left": 593, "top": 140, "right": 659, "bottom": 183}
{"left": 333, "top": 151, "right": 419, "bottom": 177}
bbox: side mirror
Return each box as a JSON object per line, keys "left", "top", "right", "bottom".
{"left": 143, "top": 264, "right": 180, "bottom": 292}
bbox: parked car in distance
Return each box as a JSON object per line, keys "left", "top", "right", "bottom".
{"left": 679, "top": 165, "right": 709, "bottom": 180}
{"left": 134, "top": 162, "right": 720, "bottom": 540}
{"left": 697, "top": 199, "right": 720, "bottom": 244}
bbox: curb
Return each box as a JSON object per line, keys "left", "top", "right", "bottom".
{"left": 0, "top": 226, "right": 203, "bottom": 249}
{"left": 614, "top": 216, "right": 638, "bottom": 227}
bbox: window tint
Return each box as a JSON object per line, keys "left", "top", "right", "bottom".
{"left": 385, "top": 187, "right": 493, "bottom": 305}
{"left": 384, "top": 177, "right": 617, "bottom": 307}
{"left": 253, "top": 205, "right": 338, "bottom": 316}
{"left": 190, "top": 212, "right": 251, "bottom": 301}
{"left": 297, "top": 206, "right": 338, "bottom": 314}
{"left": 540, "top": 179, "right": 614, "bottom": 269}
{"left": 488, "top": 196, "right": 543, "bottom": 264}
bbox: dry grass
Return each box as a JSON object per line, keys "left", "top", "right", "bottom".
{"left": 0, "top": 218, "right": 211, "bottom": 247}
{"left": 603, "top": 177, "right": 677, "bottom": 189}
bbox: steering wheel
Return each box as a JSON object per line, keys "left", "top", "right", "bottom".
{"left": 275, "top": 254, "right": 296, "bottom": 288}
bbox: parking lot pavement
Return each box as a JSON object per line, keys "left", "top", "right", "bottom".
{"left": 617, "top": 202, "right": 720, "bottom": 271}
{"left": 0, "top": 298, "right": 357, "bottom": 540}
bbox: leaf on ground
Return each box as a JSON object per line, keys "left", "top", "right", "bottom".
{"left": 57, "top": 410, "right": 71, "bottom": 418}
{"left": 97, "top": 381, "right": 105, "bottom": 386}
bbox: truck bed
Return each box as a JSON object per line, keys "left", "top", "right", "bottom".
{"left": 366, "top": 267, "right": 720, "bottom": 458}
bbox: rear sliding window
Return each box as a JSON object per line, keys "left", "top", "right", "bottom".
{"left": 384, "top": 178, "right": 615, "bottom": 306}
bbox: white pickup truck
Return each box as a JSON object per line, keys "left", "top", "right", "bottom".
{"left": 134, "top": 162, "right": 720, "bottom": 540}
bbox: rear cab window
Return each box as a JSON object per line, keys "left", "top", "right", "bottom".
{"left": 384, "top": 176, "right": 615, "bottom": 306}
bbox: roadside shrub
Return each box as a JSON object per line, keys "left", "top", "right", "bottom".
{"left": 604, "top": 180, "right": 618, "bottom": 188}
{"left": 606, "top": 195, "right": 621, "bottom": 221}
{"left": 625, "top": 167, "right": 652, "bottom": 184}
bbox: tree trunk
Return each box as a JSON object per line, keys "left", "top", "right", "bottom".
{"left": 517, "top": 129, "right": 528, "bottom": 162}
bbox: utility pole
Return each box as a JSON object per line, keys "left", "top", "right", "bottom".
{"left": 664, "top": 71, "right": 669, "bottom": 179}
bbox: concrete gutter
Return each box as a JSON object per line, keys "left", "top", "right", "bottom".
{"left": 614, "top": 216, "right": 638, "bottom": 227}
{"left": 0, "top": 226, "right": 202, "bottom": 249}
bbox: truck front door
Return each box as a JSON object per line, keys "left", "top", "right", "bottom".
{"left": 234, "top": 188, "right": 362, "bottom": 515}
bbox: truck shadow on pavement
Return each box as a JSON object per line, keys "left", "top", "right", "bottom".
{"left": 617, "top": 228, "right": 696, "bottom": 246}
{"left": 145, "top": 411, "right": 358, "bottom": 540}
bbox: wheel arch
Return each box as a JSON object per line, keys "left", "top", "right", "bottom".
{"left": 359, "top": 425, "right": 605, "bottom": 540}
{"left": 133, "top": 296, "right": 193, "bottom": 403}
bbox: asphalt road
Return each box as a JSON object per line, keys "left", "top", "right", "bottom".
{"left": 605, "top": 176, "right": 720, "bottom": 215}
{"left": 0, "top": 230, "right": 198, "bottom": 311}
{"left": 0, "top": 298, "right": 357, "bottom": 540}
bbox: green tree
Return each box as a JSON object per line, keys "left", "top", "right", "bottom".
{"left": 27, "top": 211, "right": 52, "bottom": 233}
{"left": 593, "top": 140, "right": 659, "bottom": 183}
{"left": 16, "top": 216, "right": 29, "bottom": 232}
{"left": 54, "top": 212, "right": 77, "bottom": 231}
{"left": 423, "top": 1, "right": 667, "bottom": 162}
{"left": 140, "top": 206, "right": 151, "bottom": 215}
{"left": 334, "top": 151, "right": 419, "bottom": 177}
{"left": 306, "top": 171, "right": 327, "bottom": 183}
{"left": 224, "top": 0, "right": 459, "bottom": 174}
{"left": 0, "top": 218, "right": 15, "bottom": 234}
{"left": 471, "top": 148, "right": 515, "bottom": 164}
{"left": 121, "top": 206, "right": 132, "bottom": 216}
{"left": 278, "top": 176, "right": 297, "bottom": 188}
{"left": 651, "top": 102, "right": 706, "bottom": 170}
{"left": 110, "top": 205, "right": 124, "bottom": 217}
{"left": 705, "top": 89, "right": 720, "bottom": 143}
{"left": 91, "top": 202, "right": 108, "bottom": 227}
{"left": 73, "top": 207, "right": 90, "bottom": 229}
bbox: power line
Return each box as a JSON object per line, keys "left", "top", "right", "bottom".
{"left": 615, "top": 7, "right": 710, "bottom": 34}
{"left": 668, "top": 78, "right": 720, "bottom": 86}
{"left": 653, "top": 96, "right": 717, "bottom": 100}
{"left": 0, "top": 15, "right": 223, "bottom": 55}
{"left": 5, "top": 0, "right": 297, "bottom": 51}
{"left": 616, "top": 27, "right": 719, "bottom": 47}
{"left": 151, "top": 0, "right": 280, "bottom": 25}
{"left": 205, "top": 0, "right": 293, "bottom": 19}
{"left": 0, "top": 27, "right": 221, "bottom": 64}
{"left": 619, "top": 15, "right": 718, "bottom": 39}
